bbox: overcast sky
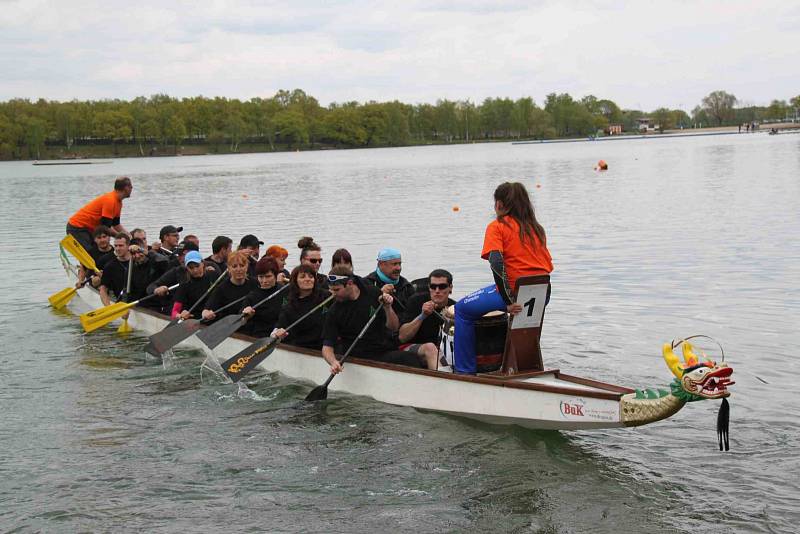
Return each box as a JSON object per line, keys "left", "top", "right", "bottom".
{"left": 1, "top": 0, "right": 797, "bottom": 111}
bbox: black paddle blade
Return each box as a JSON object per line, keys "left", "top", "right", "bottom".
{"left": 196, "top": 314, "right": 244, "bottom": 350}
{"left": 305, "top": 385, "right": 329, "bottom": 402}
{"left": 221, "top": 337, "right": 278, "bottom": 383}
{"left": 147, "top": 319, "right": 201, "bottom": 354}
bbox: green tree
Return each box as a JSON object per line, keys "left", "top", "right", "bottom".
{"left": 650, "top": 108, "right": 673, "bottom": 132}
{"left": 22, "top": 116, "right": 51, "bottom": 159}
{"left": 164, "top": 115, "right": 186, "bottom": 154}
{"left": 322, "top": 105, "right": 367, "bottom": 146}
{"left": 765, "top": 100, "right": 788, "bottom": 121}
{"left": 701, "top": 90, "right": 737, "bottom": 126}
{"left": 274, "top": 109, "right": 308, "bottom": 148}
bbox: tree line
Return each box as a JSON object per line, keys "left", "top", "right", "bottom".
{"left": 1, "top": 89, "right": 798, "bottom": 160}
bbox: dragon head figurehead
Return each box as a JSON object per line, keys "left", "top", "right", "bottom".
{"left": 663, "top": 340, "right": 735, "bottom": 402}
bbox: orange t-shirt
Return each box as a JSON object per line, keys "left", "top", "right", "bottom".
{"left": 68, "top": 191, "right": 122, "bottom": 231}
{"left": 481, "top": 216, "right": 553, "bottom": 291}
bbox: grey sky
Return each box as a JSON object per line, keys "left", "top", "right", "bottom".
{"left": 1, "top": 0, "right": 797, "bottom": 111}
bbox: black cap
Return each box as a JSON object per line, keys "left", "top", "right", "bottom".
{"left": 239, "top": 234, "right": 264, "bottom": 248}
{"left": 176, "top": 240, "right": 199, "bottom": 253}
{"left": 160, "top": 225, "right": 183, "bottom": 239}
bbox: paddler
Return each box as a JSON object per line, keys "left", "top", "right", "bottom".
{"left": 453, "top": 182, "right": 553, "bottom": 374}
{"left": 66, "top": 177, "right": 132, "bottom": 252}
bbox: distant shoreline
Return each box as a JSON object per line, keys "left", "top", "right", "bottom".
{"left": 13, "top": 123, "right": 800, "bottom": 163}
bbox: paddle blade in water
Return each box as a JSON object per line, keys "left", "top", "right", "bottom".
{"left": 220, "top": 337, "right": 279, "bottom": 383}
{"left": 196, "top": 314, "right": 245, "bottom": 350}
{"left": 80, "top": 301, "right": 132, "bottom": 333}
{"left": 117, "top": 318, "right": 133, "bottom": 334}
{"left": 304, "top": 384, "right": 328, "bottom": 402}
{"left": 147, "top": 319, "right": 202, "bottom": 354}
{"left": 48, "top": 286, "right": 77, "bottom": 310}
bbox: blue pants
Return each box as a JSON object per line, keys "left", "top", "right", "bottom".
{"left": 454, "top": 284, "right": 506, "bottom": 374}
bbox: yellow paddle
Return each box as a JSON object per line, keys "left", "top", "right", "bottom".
{"left": 49, "top": 236, "right": 99, "bottom": 309}
{"left": 60, "top": 235, "right": 98, "bottom": 272}
{"left": 80, "top": 283, "right": 179, "bottom": 333}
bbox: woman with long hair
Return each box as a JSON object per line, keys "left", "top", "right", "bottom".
{"left": 272, "top": 264, "right": 331, "bottom": 350}
{"left": 453, "top": 182, "right": 553, "bottom": 374}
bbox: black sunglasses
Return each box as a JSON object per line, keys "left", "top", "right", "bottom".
{"left": 429, "top": 283, "right": 450, "bottom": 291}
{"left": 307, "top": 258, "right": 323, "bottom": 264}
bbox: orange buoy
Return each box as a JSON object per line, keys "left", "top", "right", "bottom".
{"left": 452, "top": 205, "right": 460, "bottom": 212}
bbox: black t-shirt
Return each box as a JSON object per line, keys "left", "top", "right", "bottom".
{"left": 204, "top": 278, "right": 258, "bottom": 320}
{"left": 89, "top": 246, "right": 114, "bottom": 272}
{"left": 276, "top": 289, "right": 330, "bottom": 350}
{"left": 241, "top": 285, "right": 287, "bottom": 338}
{"left": 363, "top": 271, "right": 416, "bottom": 315}
{"left": 401, "top": 293, "right": 455, "bottom": 345}
{"left": 204, "top": 256, "right": 227, "bottom": 277}
{"left": 99, "top": 257, "right": 152, "bottom": 302}
{"left": 173, "top": 272, "right": 216, "bottom": 315}
{"left": 322, "top": 281, "right": 396, "bottom": 357}
{"left": 142, "top": 264, "right": 186, "bottom": 312}
{"left": 100, "top": 257, "right": 129, "bottom": 300}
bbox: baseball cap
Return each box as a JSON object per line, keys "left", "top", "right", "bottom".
{"left": 239, "top": 234, "right": 264, "bottom": 248}
{"left": 184, "top": 251, "right": 203, "bottom": 265}
{"left": 159, "top": 225, "right": 183, "bottom": 239}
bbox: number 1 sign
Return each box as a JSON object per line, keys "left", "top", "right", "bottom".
{"left": 511, "top": 283, "right": 548, "bottom": 330}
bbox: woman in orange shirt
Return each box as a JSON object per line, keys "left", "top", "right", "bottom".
{"left": 453, "top": 182, "right": 553, "bottom": 374}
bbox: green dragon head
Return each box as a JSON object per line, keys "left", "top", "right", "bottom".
{"left": 663, "top": 341, "right": 734, "bottom": 403}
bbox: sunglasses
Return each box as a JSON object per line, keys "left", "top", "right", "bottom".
{"left": 429, "top": 283, "right": 450, "bottom": 291}
{"left": 307, "top": 258, "right": 323, "bottom": 264}
{"left": 327, "top": 274, "right": 350, "bottom": 285}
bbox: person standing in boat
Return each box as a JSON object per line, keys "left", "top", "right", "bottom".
{"left": 202, "top": 250, "right": 258, "bottom": 324}
{"left": 453, "top": 182, "right": 553, "bottom": 374}
{"left": 66, "top": 176, "right": 132, "bottom": 252}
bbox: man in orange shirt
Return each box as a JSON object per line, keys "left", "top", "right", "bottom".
{"left": 66, "top": 177, "right": 132, "bottom": 251}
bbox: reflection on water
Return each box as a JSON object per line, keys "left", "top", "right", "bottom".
{"left": 0, "top": 134, "right": 798, "bottom": 532}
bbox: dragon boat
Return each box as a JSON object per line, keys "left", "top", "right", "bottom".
{"left": 57, "top": 246, "right": 734, "bottom": 445}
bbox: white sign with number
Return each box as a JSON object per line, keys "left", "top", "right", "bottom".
{"left": 511, "top": 283, "right": 548, "bottom": 330}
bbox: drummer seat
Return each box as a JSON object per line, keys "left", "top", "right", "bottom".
{"left": 500, "top": 274, "right": 551, "bottom": 375}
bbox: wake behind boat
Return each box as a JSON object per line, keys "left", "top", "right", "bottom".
{"left": 58, "top": 244, "right": 734, "bottom": 442}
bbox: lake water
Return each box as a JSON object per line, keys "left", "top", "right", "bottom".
{"left": 1, "top": 133, "right": 798, "bottom": 532}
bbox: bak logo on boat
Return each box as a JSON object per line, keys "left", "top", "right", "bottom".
{"left": 560, "top": 400, "right": 585, "bottom": 417}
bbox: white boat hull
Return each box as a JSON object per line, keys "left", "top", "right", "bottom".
{"left": 63, "top": 265, "right": 631, "bottom": 431}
